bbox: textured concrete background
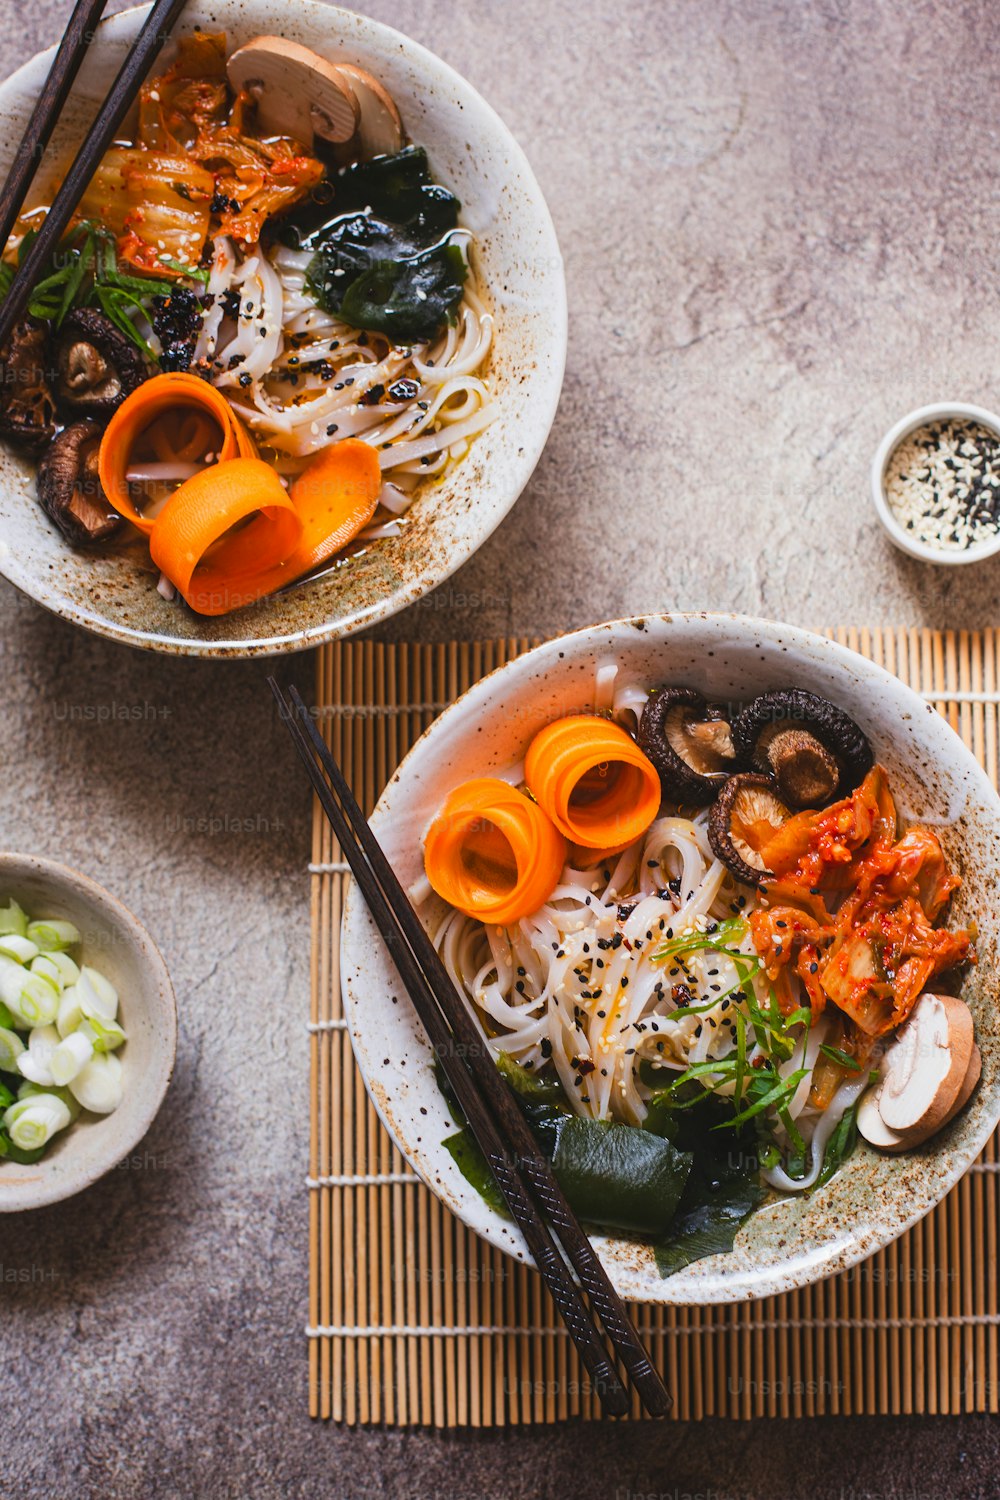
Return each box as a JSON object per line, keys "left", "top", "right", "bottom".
{"left": 1, "top": 0, "right": 999, "bottom": 1496}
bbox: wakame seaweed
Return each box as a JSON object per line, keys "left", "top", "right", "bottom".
{"left": 439, "top": 1054, "right": 693, "bottom": 1240}
{"left": 441, "top": 1109, "right": 692, "bottom": 1238}
{"left": 551, "top": 1118, "right": 692, "bottom": 1237}
{"left": 284, "top": 146, "right": 467, "bottom": 343}
{"left": 649, "top": 1093, "right": 766, "bottom": 1277}
{"left": 437, "top": 1055, "right": 769, "bottom": 1271}
{"left": 442, "top": 1130, "right": 508, "bottom": 1218}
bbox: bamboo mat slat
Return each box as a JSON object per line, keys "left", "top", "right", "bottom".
{"left": 307, "top": 629, "right": 1000, "bottom": 1424}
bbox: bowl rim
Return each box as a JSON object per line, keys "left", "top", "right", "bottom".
{"left": 0, "top": 1, "right": 568, "bottom": 657}
{"left": 870, "top": 400, "right": 1000, "bottom": 566}
{"left": 0, "top": 850, "right": 177, "bottom": 1212}
{"left": 340, "top": 611, "right": 1000, "bottom": 1303}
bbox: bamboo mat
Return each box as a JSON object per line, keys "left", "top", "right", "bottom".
{"left": 308, "top": 628, "right": 1000, "bottom": 1424}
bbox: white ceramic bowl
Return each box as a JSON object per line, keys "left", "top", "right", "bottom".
{"left": 341, "top": 614, "right": 1000, "bottom": 1303}
{"left": 0, "top": 854, "right": 176, "bottom": 1211}
{"left": 871, "top": 400, "right": 1000, "bottom": 565}
{"left": 0, "top": 2, "right": 566, "bottom": 656}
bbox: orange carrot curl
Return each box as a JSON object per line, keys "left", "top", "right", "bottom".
{"left": 524, "top": 715, "right": 661, "bottom": 855}
{"left": 424, "top": 777, "right": 567, "bottom": 925}
{"left": 98, "top": 374, "right": 382, "bottom": 615}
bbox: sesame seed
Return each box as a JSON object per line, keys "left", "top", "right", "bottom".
{"left": 885, "top": 418, "right": 1000, "bottom": 551}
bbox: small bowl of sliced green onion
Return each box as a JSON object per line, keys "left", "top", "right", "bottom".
{"left": 0, "top": 853, "right": 175, "bottom": 1211}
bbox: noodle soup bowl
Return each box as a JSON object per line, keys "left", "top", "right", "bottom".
{"left": 0, "top": 1, "right": 565, "bottom": 656}
{"left": 341, "top": 614, "right": 1000, "bottom": 1303}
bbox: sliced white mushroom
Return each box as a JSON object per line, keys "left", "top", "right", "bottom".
{"left": 878, "top": 992, "right": 973, "bottom": 1136}
{"left": 860, "top": 1038, "right": 981, "bottom": 1152}
{"left": 859, "top": 993, "right": 974, "bottom": 1152}
{"left": 330, "top": 63, "right": 405, "bottom": 160}
{"left": 226, "top": 37, "right": 360, "bottom": 146}
{"left": 858, "top": 1077, "right": 908, "bottom": 1152}
{"left": 940, "top": 1041, "right": 982, "bottom": 1128}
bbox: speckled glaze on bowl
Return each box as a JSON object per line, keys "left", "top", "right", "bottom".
{"left": 341, "top": 614, "right": 1000, "bottom": 1303}
{"left": 0, "top": 2, "right": 566, "bottom": 656}
{"left": 0, "top": 854, "right": 176, "bottom": 1212}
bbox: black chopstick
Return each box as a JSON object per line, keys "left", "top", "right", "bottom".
{"left": 0, "top": 0, "right": 110, "bottom": 253}
{"left": 273, "top": 681, "right": 630, "bottom": 1416}
{"left": 0, "top": 0, "right": 189, "bottom": 348}
{"left": 271, "top": 678, "right": 672, "bottom": 1419}
{"left": 282, "top": 683, "right": 671, "bottom": 1415}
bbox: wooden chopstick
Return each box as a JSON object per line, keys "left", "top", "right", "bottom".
{"left": 0, "top": 0, "right": 189, "bottom": 349}
{"left": 0, "top": 0, "right": 110, "bottom": 252}
{"left": 272, "top": 678, "right": 672, "bottom": 1418}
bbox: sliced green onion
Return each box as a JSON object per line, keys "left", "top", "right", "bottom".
{"left": 50, "top": 1030, "right": 93, "bottom": 1087}
{"left": 0, "top": 1026, "right": 25, "bottom": 1070}
{"left": 17, "top": 1079, "right": 81, "bottom": 1117}
{"left": 783, "top": 1005, "right": 813, "bottom": 1030}
{"left": 0, "top": 934, "right": 38, "bottom": 964}
{"left": 652, "top": 916, "right": 751, "bottom": 964}
{"left": 15, "top": 1024, "right": 60, "bottom": 1087}
{"left": 27, "top": 920, "right": 81, "bottom": 953}
{"left": 716, "top": 1068, "right": 809, "bottom": 1131}
{"left": 156, "top": 255, "right": 210, "bottom": 283}
{"left": 0, "top": 900, "right": 27, "bottom": 938}
{"left": 30, "top": 954, "right": 64, "bottom": 991}
{"left": 79, "top": 966, "right": 118, "bottom": 1021}
{"left": 68, "top": 1052, "right": 122, "bottom": 1114}
{"left": 668, "top": 972, "right": 754, "bottom": 1019}
{"left": 777, "top": 1100, "right": 807, "bottom": 1156}
{"left": 80, "top": 1015, "right": 126, "bottom": 1054}
{"left": 0, "top": 962, "right": 59, "bottom": 1028}
{"left": 3, "top": 1093, "right": 71, "bottom": 1150}
{"left": 0, "top": 905, "right": 127, "bottom": 1149}
{"left": 819, "top": 1043, "right": 863, "bottom": 1072}
{"left": 56, "top": 984, "right": 84, "bottom": 1038}
{"left": 56, "top": 970, "right": 118, "bottom": 1035}
{"left": 49, "top": 953, "right": 81, "bottom": 988}
{"left": 668, "top": 1056, "right": 741, "bottom": 1087}
{"left": 733, "top": 1009, "right": 747, "bottom": 1108}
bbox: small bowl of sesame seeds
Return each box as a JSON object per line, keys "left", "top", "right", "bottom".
{"left": 872, "top": 402, "right": 1000, "bottom": 564}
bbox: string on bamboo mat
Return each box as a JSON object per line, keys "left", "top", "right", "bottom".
{"left": 307, "top": 629, "right": 1000, "bottom": 1426}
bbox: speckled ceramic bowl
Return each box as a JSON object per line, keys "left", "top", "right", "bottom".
{"left": 341, "top": 614, "right": 1000, "bottom": 1303}
{"left": 0, "top": 2, "right": 566, "bottom": 656}
{"left": 0, "top": 854, "right": 176, "bottom": 1212}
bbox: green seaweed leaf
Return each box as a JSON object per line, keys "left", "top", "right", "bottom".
{"left": 292, "top": 146, "right": 467, "bottom": 342}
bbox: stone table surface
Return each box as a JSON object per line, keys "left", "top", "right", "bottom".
{"left": 2, "top": 0, "right": 999, "bottom": 1496}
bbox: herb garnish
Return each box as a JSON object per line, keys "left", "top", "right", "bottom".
{"left": 0, "top": 222, "right": 207, "bottom": 357}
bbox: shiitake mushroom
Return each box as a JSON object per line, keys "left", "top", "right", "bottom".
{"left": 638, "top": 687, "right": 739, "bottom": 803}
{"left": 708, "top": 772, "right": 791, "bottom": 886}
{"left": 51, "top": 309, "right": 145, "bottom": 417}
{"left": 0, "top": 317, "right": 58, "bottom": 454}
{"left": 37, "top": 420, "right": 122, "bottom": 545}
{"left": 732, "top": 688, "right": 872, "bottom": 809}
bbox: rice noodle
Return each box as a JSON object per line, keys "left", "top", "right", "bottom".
{"left": 760, "top": 1072, "right": 871, "bottom": 1192}
{"left": 435, "top": 809, "right": 764, "bottom": 1113}
{"left": 200, "top": 239, "right": 496, "bottom": 506}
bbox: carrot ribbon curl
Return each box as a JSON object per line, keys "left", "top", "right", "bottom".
{"left": 98, "top": 374, "right": 382, "bottom": 615}
{"left": 524, "top": 715, "right": 660, "bottom": 855}
{"left": 424, "top": 778, "right": 568, "bottom": 925}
